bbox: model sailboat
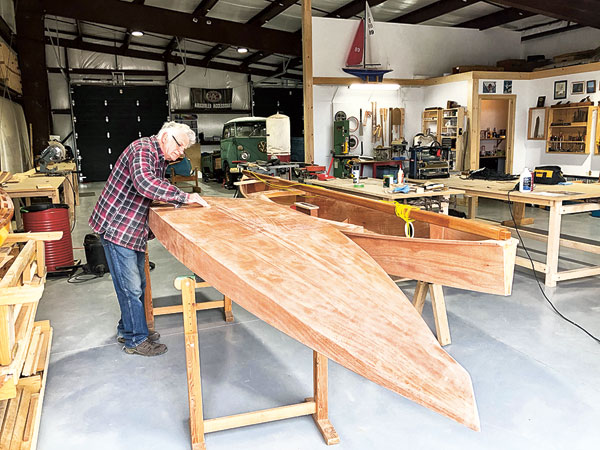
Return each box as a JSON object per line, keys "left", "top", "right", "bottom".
{"left": 343, "top": 2, "right": 392, "bottom": 82}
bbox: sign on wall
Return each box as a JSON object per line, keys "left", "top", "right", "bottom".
{"left": 191, "top": 88, "right": 233, "bottom": 110}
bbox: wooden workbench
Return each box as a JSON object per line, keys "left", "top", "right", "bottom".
{"left": 412, "top": 176, "right": 600, "bottom": 287}
{"left": 2, "top": 170, "right": 75, "bottom": 228}
{"left": 305, "top": 177, "right": 464, "bottom": 213}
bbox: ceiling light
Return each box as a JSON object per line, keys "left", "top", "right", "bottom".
{"left": 237, "top": 47, "right": 249, "bottom": 54}
{"left": 348, "top": 83, "right": 400, "bottom": 91}
{"left": 131, "top": 30, "right": 144, "bottom": 37}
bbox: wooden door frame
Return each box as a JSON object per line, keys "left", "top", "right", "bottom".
{"left": 472, "top": 94, "right": 516, "bottom": 174}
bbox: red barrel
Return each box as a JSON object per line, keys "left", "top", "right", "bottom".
{"left": 22, "top": 204, "right": 74, "bottom": 272}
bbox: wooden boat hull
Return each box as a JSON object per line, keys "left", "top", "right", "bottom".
{"left": 149, "top": 199, "right": 480, "bottom": 431}
{"left": 239, "top": 175, "right": 517, "bottom": 296}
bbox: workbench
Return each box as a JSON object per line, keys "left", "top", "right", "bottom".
{"left": 355, "top": 159, "right": 405, "bottom": 178}
{"left": 412, "top": 176, "right": 600, "bottom": 287}
{"left": 2, "top": 173, "right": 75, "bottom": 229}
{"left": 305, "top": 177, "right": 464, "bottom": 213}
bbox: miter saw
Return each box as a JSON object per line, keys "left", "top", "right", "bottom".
{"left": 36, "top": 140, "right": 67, "bottom": 174}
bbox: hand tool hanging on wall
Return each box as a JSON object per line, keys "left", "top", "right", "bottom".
{"left": 359, "top": 109, "right": 363, "bottom": 137}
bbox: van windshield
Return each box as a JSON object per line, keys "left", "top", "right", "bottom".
{"left": 235, "top": 122, "right": 266, "bottom": 137}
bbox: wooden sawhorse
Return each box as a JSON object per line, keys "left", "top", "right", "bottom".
{"left": 176, "top": 276, "right": 340, "bottom": 450}
{"left": 412, "top": 281, "right": 451, "bottom": 346}
{"left": 143, "top": 252, "right": 233, "bottom": 331}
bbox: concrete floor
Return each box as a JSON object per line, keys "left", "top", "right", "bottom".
{"left": 35, "top": 179, "right": 600, "bottom": 450}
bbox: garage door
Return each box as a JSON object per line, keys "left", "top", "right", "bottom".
{"left": 72, "top": 85, "right": 168, "bottom": 182}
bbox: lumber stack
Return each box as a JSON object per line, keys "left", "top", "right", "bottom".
{"left": 0, "top": 42, "right": 21, "bottom": 95}
{"left": 0, "top": 233, "right": 60, "bottom": 449}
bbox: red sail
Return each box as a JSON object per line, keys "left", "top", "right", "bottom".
{"left": 346, "top": 20, "right": 364, "bottom": 66}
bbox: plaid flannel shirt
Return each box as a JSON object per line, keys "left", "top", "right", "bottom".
{"left": 89, "top": 135, "right": 189, "bottom": 251}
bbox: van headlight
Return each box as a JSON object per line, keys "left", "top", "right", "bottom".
{"left": 240, "top": 151, "right": 250, "bottom": 160}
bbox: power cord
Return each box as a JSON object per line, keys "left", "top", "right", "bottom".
{"left": 507, "top": 188, "right": 600, "bottom": 344}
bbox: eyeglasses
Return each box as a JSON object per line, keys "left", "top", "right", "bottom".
{"left": 172, "top": 135, "right": 184, "bottom": 149}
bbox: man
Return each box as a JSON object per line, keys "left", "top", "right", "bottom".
{"left": 90, "top": 122, "right": 209, "bottom": 357}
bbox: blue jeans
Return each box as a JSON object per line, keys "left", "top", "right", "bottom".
{"left": 100, "top": 235, "right": 149, "bottom": 348}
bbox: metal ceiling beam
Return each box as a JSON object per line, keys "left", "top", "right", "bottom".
{"left": 200, "top": 0, "right": 298, "bottom": 65}
{"left": 326, "top": 0, "right": 386, "bottom": 19}
{"left": 122, "top": 0, "right": 145, "bottom": 50}
{"left": 521, "top": 23, "right": 583, "bottom": 41}
{"left": 490, "top": 0, "right": 600, "bottom": 29}
{"left": 193, "top": 0, "right": 221, "bottom": 17}
{"left": 456, "top": 7, "right": 534, "bottom": 30}
{"left": 390, "top": 0, "right": 480, "bottom": 24}
{"left": 46, "top": 37, "right": 302, "bottom": 80}
{"left": 248, "top": 0, "right": 298, "bottom": 26}
{"left": 41, "top": 0, "right": 302, "bottom": 56}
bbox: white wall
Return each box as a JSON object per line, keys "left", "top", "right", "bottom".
{"left": 521, "top": 28, "right": 600, "bottom": 59}
{"left": 313, "top": 17, "right": 521, "bottom": 79}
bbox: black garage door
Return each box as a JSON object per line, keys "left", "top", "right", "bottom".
{"left": 73, "top": 85, "right": 168, "bottom": 182}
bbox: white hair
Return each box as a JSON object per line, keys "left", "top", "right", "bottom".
{"left": 157, "top": 121, "right": 196, "bottom": 146}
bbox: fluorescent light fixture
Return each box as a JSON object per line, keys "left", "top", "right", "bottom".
{"left": 237, "top": 47, "right": 249, "bottom": 54}
{"left": 349, "top": 83, "right": 400, "bottom": 91}
{"left": 131, "top": 30, "right": 144, "bottom": 37}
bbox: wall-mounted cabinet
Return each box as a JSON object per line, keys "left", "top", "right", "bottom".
{"left": 546, "top": 106, "right": 595, "bottom": 154}
{"left": 527, "top": 107, "right": 548, "bottom": 140}
{"left": 422, "top": 108, "right": 442, "bottom": 141}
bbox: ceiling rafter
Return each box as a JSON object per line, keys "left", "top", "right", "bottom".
{"left": 390, "top": 0, "right": 480, "bottom": 24}
{"left": 41, "top": 0, "right": 302, "bottom": 57}
{"left": 45, "top": 36, "right": 302, "bottom": 80}
{"left": 326, "top": 0, "right": 386, "bottom": 19}
{"left": 163, "top": 0, "right": 221, "bottom": 57}
{"left": 490, "top": 0, "right": 599, "bottom": 29}
{"left": 456, "top": 7, "right": 534, "bottom": 30}
{"left": 44, "top": 28, "right": 288, "bottom": 70}
{"left": 521, "top": 23, "right": 583, "bottom": 41}
{"left": 200, "top": 0, "right": 298, "bottom": 66}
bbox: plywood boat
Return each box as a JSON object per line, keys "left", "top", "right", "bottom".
{"left": 239, "top": 172, "right": 518, "bottom": 296}
{"left": 149, "top": 197, "right": 480, "bottom": 431}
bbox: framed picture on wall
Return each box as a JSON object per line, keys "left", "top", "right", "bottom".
{"left": 554, "top": 80, "right": 567, "bottom": 99}
{"left": 537, "top": 96, "right": 546, "bottom": 107}
{"left": 571, "top": 81, "right": 584, "bottom": 94}
{"left": 528, "top": 107, "right": 548, "bottom": 140}
{"left": 587, "top": 80, "right": 596, "bottom": 93}
{"left": 482, "top": 81, "right": 496, "bottom": 94}
{"left": 503, "top": 80, "right": 512, "bottom": 94}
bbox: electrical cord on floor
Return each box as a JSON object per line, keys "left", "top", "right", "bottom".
{"left": 67, "top": 269, "right": 103, "bottom": 284}
{"left": 507, "top": 188, "right": 600, "bottom": 344}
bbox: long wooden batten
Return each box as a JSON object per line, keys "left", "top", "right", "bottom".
{"left": 149, "top": 198, "right": 480, "bottom": 431}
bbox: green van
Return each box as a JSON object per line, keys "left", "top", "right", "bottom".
{"left": 219, "top": 117, "right": 268, "bottom": 185}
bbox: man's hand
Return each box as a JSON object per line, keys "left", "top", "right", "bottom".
{"left": 186, "top": 193, "right": 210, "bottom": 208}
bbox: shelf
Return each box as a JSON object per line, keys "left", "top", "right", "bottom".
{"left": 481, "top": 138, "right": 505, "bottom": 141}
{"left": 546, "top": 151, "right": 588, "bottom": 154}
{"left": 480, "top": 155, "right": 505, "bottom": 159}
{"left": 549, "top": 123, "right": 587, "bottom": 127}
{"left": 546, "top": 141, "right": 585, "bottom": 143}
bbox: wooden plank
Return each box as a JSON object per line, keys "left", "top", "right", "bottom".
{"left": 560, "top": 202, "right": 600, "bottom": 214}
{"left": 9, "top": 387, "right": 31, "bottom": 450}
{"left": 21, "top": 327, "right": 42, "bottom": 377}
{"left": 0, "top": 285, "right": 44, "bottom": 306}
{"left": 28, "top": 327, "right": 52, "bottom": 450}
{"left": 554, "top": 266, "right": 600, "bottom": 282}
{"left": 180, "top": 278, "right": 205, "bottom": 449}
{"left": 0, "top": 241, "right": 36, "bottom": 288}
{"left": 35, "top": 331, "right": 50, "bottom": 375}
{"left": 545, "top": 203, "right": 562, "bottom": 287}
{"left": 0, "top": 305, "right": 14, "bottom": 365}
{"left": 223, "top": 296, "right": 233, "bottom": 323}
{"left": 3, "top": 233, "right": 62, "bottom": 244}
{"left": 35, "top": 241, "right": 45, "bottom": 278}
{"left": 412, "top": 281, "right": 428, "bottom": 314}
{"left": 302, "top": 0, "right": 314, "bottom": 163}
{"left": 0, "top": 399, "right": 7, "bottom": 428}
{"left": 204, "top": 401, "right": 316, "bottom": 433}
{"left": 429, "top": 284, "right": 451, "bottom": 347}
{"left": 515, "top": 255, "right": 547, "bottom": 273}
{"left": 17, "top": 376, "right": 41, "bottom": 394}
{"left": 21, "top": 393, "right": 38, "bottom": 450}
{"left": 0, "top": 388, "right": 21, "bottom": 448}
{"left": 0, "top": 376, "right": 16, "bottom": 401}
{"left": 153, "top": 301, "right": 225, "bottom": 316}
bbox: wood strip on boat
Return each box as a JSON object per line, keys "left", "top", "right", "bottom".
{"left": 241, "top": 175, "right": 517, "bottom": 295}
{"left": 241, "top": 171, "right": 512, "bottom": 241}
{"left": 149, "top": 198, "right": 480, "bottom": 431}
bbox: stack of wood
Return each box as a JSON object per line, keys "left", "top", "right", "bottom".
{"left": 0, "top": 42, "right": 21, "bottom": 95}
{"left": 0, "top": 230, "right": 61, "bottom": 449}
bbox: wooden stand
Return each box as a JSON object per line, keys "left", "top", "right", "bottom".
{"left": 412, "top": 281, "right": 451, "bottom": 346}
{"left": 177, "top": 276, "right": 339, "bottom": 449}
{"left": 143, "top": 252, "right": 233, "bottom": 332}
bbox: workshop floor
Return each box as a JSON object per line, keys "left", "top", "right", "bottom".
{"left": 35, "top": 180, "right": 600, "bottom": 450}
